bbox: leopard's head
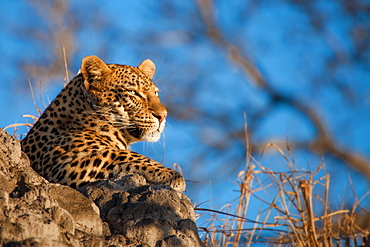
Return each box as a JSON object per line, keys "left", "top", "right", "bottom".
{"left": 80, "top": 55, "right": 167, "bottom": 143}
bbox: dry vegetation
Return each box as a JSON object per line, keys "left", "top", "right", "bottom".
{"left": 199, "top": 166, "right": 370, "bottom": 246}
{"left": 195, "top": 129, "right": 370, "bottom": 246}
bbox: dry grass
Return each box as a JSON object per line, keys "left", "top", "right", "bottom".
{"left": 196, "top": 129, "right": 370, "bottom": 246}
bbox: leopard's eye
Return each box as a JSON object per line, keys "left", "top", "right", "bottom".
{"left": 127, "top": 90, "right": 138, "bottom": 96}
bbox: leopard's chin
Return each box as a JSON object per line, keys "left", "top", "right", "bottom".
{"left": 142, "top": 130, "right": 161, "bottom": 142}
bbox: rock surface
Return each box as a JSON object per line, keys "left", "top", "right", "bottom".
{"left": 0, "top": 128, "right": 205, "bottom": 247}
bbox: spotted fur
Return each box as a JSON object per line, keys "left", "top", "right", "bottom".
{"left": 21, "top": 56, "right": 185, "bottom": 191}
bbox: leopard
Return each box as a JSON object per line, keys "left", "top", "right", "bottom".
{"left": 21, "top": 55, "right": 185, "bottom": 191}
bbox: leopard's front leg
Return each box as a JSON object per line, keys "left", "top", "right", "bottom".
{"left": 50, "top": 149, "right": 186, "bottom": 191}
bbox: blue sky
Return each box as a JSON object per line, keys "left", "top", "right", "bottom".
{"left": 1, "top": 0, "right": 370, "bottom": 237}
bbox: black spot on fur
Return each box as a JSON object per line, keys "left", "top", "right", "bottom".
{"left": 70, "top": 172, "right": 78, "bottom": 180}
{"left": 110, "top": 153, "right": 117, "bottom": 160}
{"left": 80, "top": 160, "right": 87, "bottom": 168}
{"left": 88, "top": 170, "right": 97, "bottom": 178}
{"left": 79, "top": 170, "right": 87, "bottom": 179}
{"left": 68, "top": 171, "right": 76, "bottom": 179}
{"left": 102, "top": 151, "right": 109, "bottom": 158}
{"left": 116, "top": 156, "right": 127, "bottom": 161}
{"left": 93, "top": 159, "right": 102, "bottom": 167}
{"left": 102, "top": 161, "right": 109, "bottom": 169}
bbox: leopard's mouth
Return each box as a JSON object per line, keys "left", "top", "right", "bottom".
{"left": 128, "top": 127, "right": 143, "bottom": 140}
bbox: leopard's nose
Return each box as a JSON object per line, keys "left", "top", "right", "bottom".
{"left": 153, "top": 112, "right": 167, "bottom": 123}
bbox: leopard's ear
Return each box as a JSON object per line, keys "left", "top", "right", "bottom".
{"left": 81, "top": 56, "right": 112, "bottom": 91}
{"left": 138, "top": 59, "right": 156, "bottom": 79}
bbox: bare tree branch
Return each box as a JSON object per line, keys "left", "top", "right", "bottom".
{"left": 196, "top": 0, "right": 370, "bottom": 180}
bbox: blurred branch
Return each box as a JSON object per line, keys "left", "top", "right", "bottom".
{"left": 196, "top": 0, "right": 370, "bottom": 180}
{"left": 196, "top": 0, "right": 265, "bottom": 87}
{"left": 22, "top": 0, "right": 77, "bottom": 82}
